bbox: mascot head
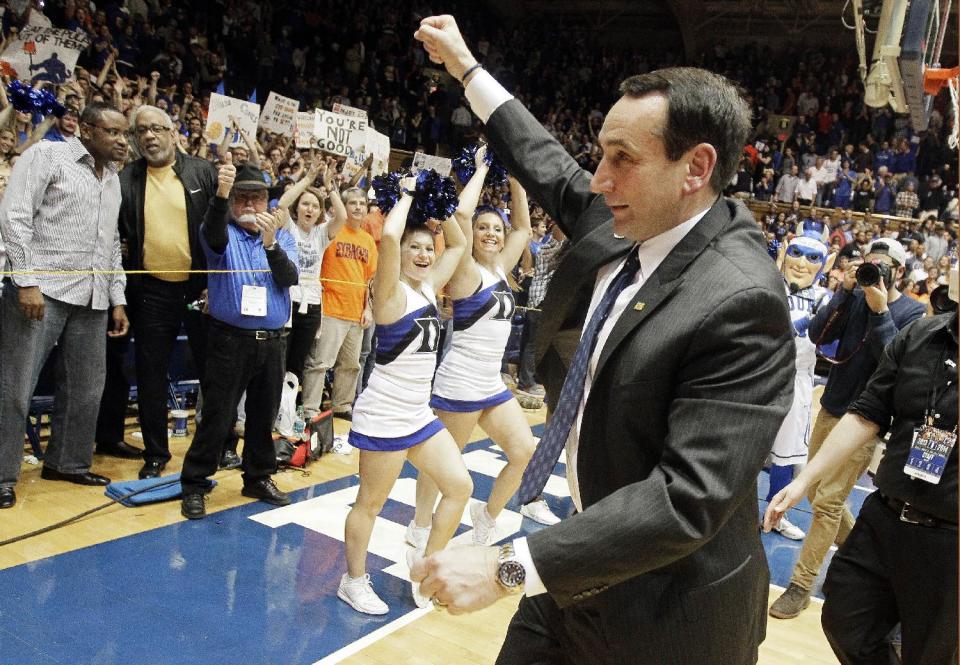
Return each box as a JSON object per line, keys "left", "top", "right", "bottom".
{"left": 783, "top": 219, "right": 830, "bottom": 292}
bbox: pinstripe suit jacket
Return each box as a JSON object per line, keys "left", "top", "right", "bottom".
{"left": 486, "top": 99, "right": 795, "bottom": 664}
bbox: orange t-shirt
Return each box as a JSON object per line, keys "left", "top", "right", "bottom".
{"left": 321, "top": 225, "right": 378, "bottom": 322}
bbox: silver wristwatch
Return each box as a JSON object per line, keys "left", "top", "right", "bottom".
{"left": 496, "top": 543, "right": 526, "bottom": 593}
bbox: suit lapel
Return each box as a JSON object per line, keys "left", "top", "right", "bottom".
{"left": 534, "top": 219, "right": 633, "bottom": 362}
{"left": 592, "top": 197, "right": 734, "bottom": 380}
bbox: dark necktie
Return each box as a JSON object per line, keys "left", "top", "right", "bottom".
{"left": 517, "top": 249, "right": 641, "bottom": 505}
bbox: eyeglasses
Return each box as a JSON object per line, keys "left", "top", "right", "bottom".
{"left": 134, "top": 124, "right": 172, "bottom": 137}
{"left": 233, "top": 192, "right": 268, "bottom": 205}
{"left": 85, "top": 123, "right": 127, "bottom": 139}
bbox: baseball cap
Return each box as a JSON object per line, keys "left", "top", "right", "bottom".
{"left": 865, "top": 239, "right": 907, "bottom": 266}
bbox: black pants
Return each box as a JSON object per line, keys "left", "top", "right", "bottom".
{"left": 286, "top": 302, "right": 323, "bottom": 383}
{"left": 822, "top": 492, "right": 958, "bottom": 665}
{"left": 134, "top": 278, "right": 207, "bottom": 464}
{"left": 517, "top": 309, "right": 541, "bottom": 390}
{"left": 95, "top": 333, "right": 131, "bottom": 444}
{"left": 180, "top": 322, "right": 285, "bottom": 494}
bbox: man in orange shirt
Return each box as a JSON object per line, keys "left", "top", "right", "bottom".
{"left": 302, "top": 187, "right": 378, "bottom": 420}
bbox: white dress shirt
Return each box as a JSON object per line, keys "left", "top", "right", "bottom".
{"left": 464, "top": 70, "right": 710, "bottom": 595}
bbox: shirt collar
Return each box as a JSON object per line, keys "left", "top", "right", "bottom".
{"left": 634, "top": 206, "right": 710, "bottom": 281}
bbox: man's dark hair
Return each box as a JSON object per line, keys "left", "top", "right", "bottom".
{"left": 618, "top": 67, "right": 751, "bottom": 192}
{"left": 80, "top": 102, "right": 120, "bottom": 126}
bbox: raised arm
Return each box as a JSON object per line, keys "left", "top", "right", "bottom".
{"left": 278, "top": 156, "right": 320, "bottom": 210}
{"left": 323, "top": 161, "right": 348, "bottom": 240}
{"left": 427, "top": 205, "right": 467, "bottom": 292}
{"left": 372, "top": 181, "right": 415, "bottom": 324}
{"left": 499, "top": 177, "right": 532, "bottom": 273}
{"left": 415, "top": 16, "right": 596, "bottom": 238}
{"left": 453, "top": 145, "right": 490, "bottom": 256}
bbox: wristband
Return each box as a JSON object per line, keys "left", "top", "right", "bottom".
{"left": 461, "top": 62, "right": 483, "bottom": 85}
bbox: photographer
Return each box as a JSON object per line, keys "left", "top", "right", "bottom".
{"left": 769, "top": 239, "right": 926, "bottom": 619}
{"left": 765, "top": 266, "right": 958, "bottom": 664}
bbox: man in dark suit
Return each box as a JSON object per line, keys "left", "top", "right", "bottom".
{"left": 411, "top": 16, "right": 795, "bottom": 665}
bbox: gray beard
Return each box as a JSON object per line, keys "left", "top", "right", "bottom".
{"left": 237, "top": 213, "right": 258, "bottom": 224}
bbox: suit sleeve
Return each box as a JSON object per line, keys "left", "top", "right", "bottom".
{"left": 526, "top": 286, "right": 795, "bottom": 607}
{"left": 484, "top": 99, "right": 600, "bottom": 241}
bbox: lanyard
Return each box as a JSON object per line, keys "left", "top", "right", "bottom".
{"left": 924, "top": 344, "right": 954, "bottom": 427}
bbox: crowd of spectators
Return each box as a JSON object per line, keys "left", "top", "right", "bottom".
{"left": 0, "top": 0, "right": 955, "bottom": 479}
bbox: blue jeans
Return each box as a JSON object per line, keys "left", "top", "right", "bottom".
{"left": 0, "top": 283, "right": 108, "bottom": 487}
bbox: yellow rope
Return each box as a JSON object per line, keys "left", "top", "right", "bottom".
{"left": 0, "top": 269, "right": 369, "bottom": 287}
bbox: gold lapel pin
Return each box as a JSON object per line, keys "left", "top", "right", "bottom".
{"left": 633, "top": 302, "right": 646, "bottom": 311}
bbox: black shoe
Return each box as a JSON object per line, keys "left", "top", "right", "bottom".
{"left": 40, "top": 467, "right": 111, "bottom": 486}
{"left": 219, "top": 450, "right": 242, "bottom": 470}
{"left": 94, "top": 441, "right": 144, "bottom": 459}
{"left": 241, "top": 477, "right": 291, "bottom": 506}
{"left": 180, "top": 492, "right": 206, "bottom": 519}
{"left": 138, "top": 460, "right": 166, "bottom": 479}
{"left": 0, "top": 487, "right": 15, "bottom": 509}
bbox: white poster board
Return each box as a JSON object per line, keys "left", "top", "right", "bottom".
{"left": 0, "top": 26, "right": 90, "bottom": 83}
{"left": 365, "top": 128, "right": 391, "bottom": 176}
{"left": 294, "top": 112, "right": 317, "bottom": 149}
{"left": 411, "top": 151, "right": 452, "bottom": 177}
{"left": 205, "top": 92, "right": 260, "bottom": 146}
{"left": 313, "top": 109, "right": 367, "bottom": 158}
{"left": 258, "top": 91, "right": 299, "bottom": 135}
{"left": 331, "top": 102, "right": 367, "bottom": 120}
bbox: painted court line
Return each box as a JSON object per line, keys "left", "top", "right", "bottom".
{"left": 312, "top": 605, "right": 433, "bottom": 664}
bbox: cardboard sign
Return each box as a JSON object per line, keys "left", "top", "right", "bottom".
{"left": 331, "top": 102, "right": 367, "bottom": 119}
{"left": 205, "top": 92, "right": 260, "bottom": 146}
{"left": 365, "top": 128, "right": 391, "bottom": 176}
{"left": 294, "top": 111, "right": 316, "bottom": 149}
{"left": 0, "top": 26, "right": 90, "bottom": 83}
{"left": 767, "top": 114, "right": 797, "bottom": 143}
{"left": 411, "top": 151, "right": 452, "bottom": 177}
{"left": 259, "top": 91, "right": 299, "bottom": 135}
{"left": 313, "top": 110, "right": 367, "bottom": 158}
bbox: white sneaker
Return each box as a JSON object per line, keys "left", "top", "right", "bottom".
{"left": 405, "top": 520, "right": 431, "bottom": 550}
{"left": 774, "top": 516, "right": 806, "bottom": 540}
{"left": 337, "top": 573, "right": 389, "bottom": 615}
{"left": 405, "top": 548, "right": 430, "bottom": 608}
{"left": 470, "top": 501, "right": 498, "bottom": 546}
{"left": 520, "top": 499, "right": 561, "bottom": 526}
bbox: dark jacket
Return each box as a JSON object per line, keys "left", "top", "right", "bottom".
{"left": 118, "top": 151, "right": 218, "bottom": 300}
{"left": 486, "top": 99, "right": 795, "bottom": 665}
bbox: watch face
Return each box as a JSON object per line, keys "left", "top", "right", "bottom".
{"left": 498, "top": 560, "right": 525, "bottom": 588}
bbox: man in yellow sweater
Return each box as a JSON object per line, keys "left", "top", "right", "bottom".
{"left": 94, "top": 105, "right": 220, "bottom": 479}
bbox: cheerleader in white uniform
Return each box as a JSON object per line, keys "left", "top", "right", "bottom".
{"left": 338, "top": 177, "right": 472, "bottom": 615}
{"left": 767, "top": 221, "right": 831, "bottom": 540}
{"left": 410, "top": 151, "right": 537, "bottom": 548}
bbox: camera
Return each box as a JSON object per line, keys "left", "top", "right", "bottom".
{"left": 929, "top": 284, "right": 957, "bottom": 315}
{"left": 856, "top": 261, "right": 891, "bottom": 288}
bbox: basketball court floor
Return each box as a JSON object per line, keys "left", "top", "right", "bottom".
{"left": 0, "top": 404, "right": 860, "bottom": 664}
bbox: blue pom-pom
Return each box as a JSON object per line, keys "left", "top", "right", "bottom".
{"left": 7, "top": 81, "right": 66, "bottom": 121}
{"left": 410, "top": 169, "right": 458, "bottom": 226}
{"left": 452, "top": 144, "right": 508, "bottom": 187}
{"left": 372, "top": 172, "right": 402, "bottom": 213}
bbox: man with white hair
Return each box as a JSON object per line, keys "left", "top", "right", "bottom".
{"left": 94, "top": 105, "right": 220, "bottom": 479}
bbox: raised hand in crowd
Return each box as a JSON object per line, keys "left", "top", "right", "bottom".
{"left": 217, "top": 151, "right": 236, "bottom": 198}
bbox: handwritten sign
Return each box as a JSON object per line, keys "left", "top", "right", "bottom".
{"left": 365, "top": 128, "right": 391, "bottom": 176}
{"left": 205, "top": 92, "right": 260, "bottom": 146}
{"left": 0, "top": 26, "right": 90, "bottom": 83}
{"left": 259, "top": 91, "right": 299, "bottom": 135}
{"left": 293, "top": 112, "right": 317, "bottom": 149}
{"left": 331, "top": 102, "right": 367, "bottom": 120}
{"left": 313, "top": 109, "right": 367, "bottom": 157}
{"left": 412, "top": 151, "right": 452, "bottom": 177}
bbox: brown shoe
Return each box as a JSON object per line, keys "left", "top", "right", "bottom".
{"left": 769, "top": 583, "right": 811, "bottom": 619}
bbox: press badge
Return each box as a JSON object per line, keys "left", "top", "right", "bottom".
{"left": 904, "top": 424, "right": 957, "bottom": 484}
{"left": 241, "top": 284, "right": 268, "bottom": 317}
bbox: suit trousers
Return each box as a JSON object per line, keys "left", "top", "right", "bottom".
{"left": 791, "top": 408, "right": 878, "bottom": 590}
{"left": 822, "top": 492, "right": 958, "bottom": 665}
{"left": 179, "top": 323, "right": 284, "bottom": 494}
{"left": 517, "top": 309, "right": 541, "bottom": 390}
{"left": 0, "top": 283, "right": 107, "bottom": 486}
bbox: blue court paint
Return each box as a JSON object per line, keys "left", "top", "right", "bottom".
{"left": 0, "top": 430, "right": 873, "bottom": 664}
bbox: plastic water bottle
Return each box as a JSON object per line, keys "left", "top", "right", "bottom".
{"left": 293, "top": 405, "right": 307, "bottom": 441}
{"left": 187, "top": 297, "right": 206, "bottom": 312}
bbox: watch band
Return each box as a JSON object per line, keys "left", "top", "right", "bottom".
{"left": 496, "top": 543, "right": 525, "bottom": 593}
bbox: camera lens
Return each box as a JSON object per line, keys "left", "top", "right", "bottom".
{"left": 856, "top": 262, "right": 881, "bottom": 287}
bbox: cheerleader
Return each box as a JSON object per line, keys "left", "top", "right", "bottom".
{"left": 768, "top": 221, "right": 832, "bottom": 539}
{"left": 409, "top": 152, "right": 537, "bottom": 548}
{"left": 338, "top": 176, "right": 472, "bottom": 615}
